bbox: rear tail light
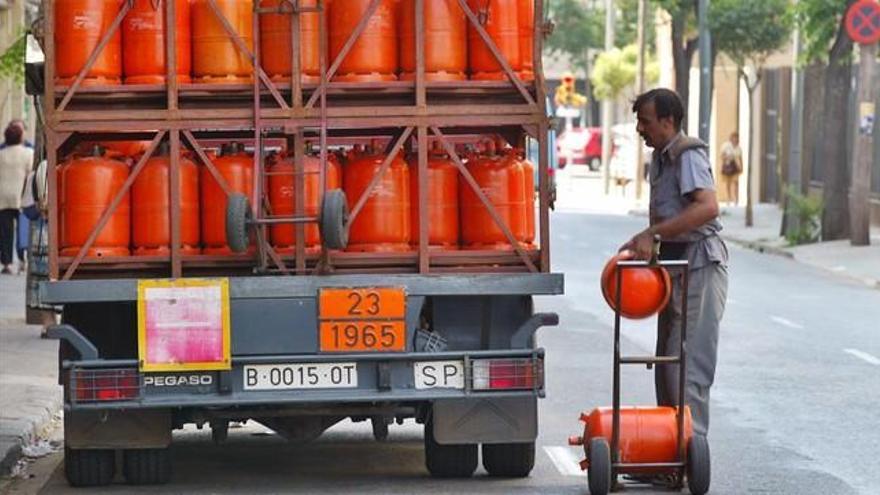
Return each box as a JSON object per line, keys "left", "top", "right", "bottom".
{"left": 472, "top": 358, "right": 543, "bottom": 391}
{"left": 72, "top": 368, "right": 141, "bottom": 402}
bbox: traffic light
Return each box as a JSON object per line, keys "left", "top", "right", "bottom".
{"left": 554, "top": 72, "right": 587, "bottom": 108}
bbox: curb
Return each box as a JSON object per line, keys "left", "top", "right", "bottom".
{"left": 0, "top": 397, "right": 62, "bottom": 476}
{"left": 722, "top": 236, "right": 795, "bottom": 259}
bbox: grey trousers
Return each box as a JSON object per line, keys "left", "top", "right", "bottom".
{"left": 655, "top": 262, "right": 728, "bottom": 436}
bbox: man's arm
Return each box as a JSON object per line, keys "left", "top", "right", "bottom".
{"left": 622, "top": 189, "right": 719, "bottom": 259}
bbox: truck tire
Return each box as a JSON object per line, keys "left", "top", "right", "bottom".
{"left": 424, "top": 418, "right": 477, "bottom": 478}
{"left": 122, "top": 448, "right": 171, "bottom": 485}
{"left": 319, "top": 189, "right": 348, "bottom": 250}
{"left": 226, "top": 193, "right": 252, "bottom": 253}
{"left": 482, "top": 442, "right": 535, "bottom": 477}
{"left": 64, "top": 447, "right": 115, "bottom": 487}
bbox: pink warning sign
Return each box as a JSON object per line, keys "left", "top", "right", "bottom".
{"left": 142, "top": 284, "right": 225, "bottom": 366}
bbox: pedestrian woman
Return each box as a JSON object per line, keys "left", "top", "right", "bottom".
{"left": 719, "top": 132, "right": 743, "bottom": 206}
{"left": 0, "top": 123, "right": 34, "bottom": 274}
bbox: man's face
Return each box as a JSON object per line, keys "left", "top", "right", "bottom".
{"left": 635, "top": 101, "right": 676, "bottom": 149}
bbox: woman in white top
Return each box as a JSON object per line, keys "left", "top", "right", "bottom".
{"left": 0, "top": 123, "right": 34, "bottom": 274}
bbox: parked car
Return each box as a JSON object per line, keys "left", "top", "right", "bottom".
{"left": 557, "top": 127, "right": 602, "bottom": 171}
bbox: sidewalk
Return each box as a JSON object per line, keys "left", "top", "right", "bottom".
{"left": 719, "top": 203, "right": 880, "bottom": 289}
{"left": 0, "top": 273, "right": 61, "bottom": 476}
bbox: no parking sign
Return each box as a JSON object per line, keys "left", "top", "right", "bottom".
{"left": 845, "top": 0, "right": 880, "bottom": 45}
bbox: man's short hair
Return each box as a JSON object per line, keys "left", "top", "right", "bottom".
{"left": 632, "top": 88, "right": 684, "bottom": 131}
{"left": 4, "top": 123, "right": 23, "bottom": 146}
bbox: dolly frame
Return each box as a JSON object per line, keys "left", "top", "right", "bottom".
{"left": 609, "top": 258, "right": 690, "bottom": 487}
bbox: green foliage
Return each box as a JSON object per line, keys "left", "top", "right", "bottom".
{"left": 709, "top": 0, "right": 793, "bottom": 71}
{"left": 545, "top": 0, "right": 604, "bottom": 74}
{"left": 793, "top": 0, "right": 850, "bottom": 64}
{"left": 615, "top": 0, "right": 657, "bottom": 51}
{"left": 784, "top": 186, "right": 823, "bottom": 245}
{"left": 590, "top": 44, "right": 659, "bottom": 100}
{"left": 0, "top": 30, "right": 27, "bottom": 84}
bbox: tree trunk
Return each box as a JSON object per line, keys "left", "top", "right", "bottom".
{"left": 670, "top": 11, "right": 698, "bottom": 127}
{"left": 745, "top": 79, "right": 757, "bottom": 227}
{"left": 820, "top": 8, "right": 855, "bottom": 241}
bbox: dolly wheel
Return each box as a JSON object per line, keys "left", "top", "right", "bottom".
{"left": 123, "top": 448, "right": 172, "bottom": 485}
{"left": 482, "top": 442, "right": 535, "bottom": 477}
{"left": 225, "top": 193, "right": 252, "bottom": 253}
{"left": 588, "top": 437, "right": 611, "bottom": 495}
{"left": 687, "top": 435, "right": 711, "bottom": 495}
{"left": 423, "top": 417, "right": 477, "bottom": 478}
{"left": 64, "top": 447, "right": 115, "bottom": 487}
{"left": 320, "top": 189, "right": 349, "bottom": 250}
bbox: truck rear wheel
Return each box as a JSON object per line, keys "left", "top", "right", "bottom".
{"left": 424, "top": 418, "right": 477, "bottom": 478}
{"left": 123, "top": 448, "right": 172, "bottom": 485}
{"left": 482, "top": 442, "right": 535, "bottom": 477}
{"left": 64, "top": 447, "right": 115, "bottom": 487}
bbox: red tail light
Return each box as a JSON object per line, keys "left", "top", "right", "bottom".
{"left": 73, "top": 369, "right": 141, "bottom": 402}
{"left": 472, "top": 358, "right": 543, "bottom": 391}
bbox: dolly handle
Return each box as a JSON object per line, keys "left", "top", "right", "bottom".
{"left": 649, "top": 234, "right": 661, "bottom": 265}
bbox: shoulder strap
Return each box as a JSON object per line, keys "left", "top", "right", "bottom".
{"left": 668, "top": 135, "right": 708, "bottom": 165}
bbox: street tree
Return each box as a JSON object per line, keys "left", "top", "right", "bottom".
{"left": 654, "top": 0, "right": 701, "bottom": 127}
{"left": 0, "top": 30, "right": 26, "bottom": 84}
{"left": 590, "top": 44, "right": 659, "bottom": 100}
{"left": 710, "top": 0, "right": 793, "bottom": 227}
{"left": 794, "top": 0, "right": 858, "bottom": 241}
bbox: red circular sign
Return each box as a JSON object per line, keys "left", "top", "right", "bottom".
{"left": 846, "top": 0, "right": 880, "bottom": 45}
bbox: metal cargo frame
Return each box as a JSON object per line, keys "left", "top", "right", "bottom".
{"left": 42, "top": 0, "right": 554, "bottom": 281}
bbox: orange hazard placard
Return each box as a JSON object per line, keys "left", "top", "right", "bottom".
{"left": 318, "top": 287, "right": 406, "bottom": 352}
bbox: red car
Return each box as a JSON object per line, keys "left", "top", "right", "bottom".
{"left": 557, "top": 127, "right": 603, "bottom": 171}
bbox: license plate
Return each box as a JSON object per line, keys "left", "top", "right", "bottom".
{"left": 243, "top": 363, "right": 357, "bottom": 390}
{"left": 318, "top": 287, "right": 406, "bottom": 353}
{"left": 319, "top": 321, "right": 406, "bottom": 352}
{"left": 414, "top": 361, "right": 465, "bottom": 390}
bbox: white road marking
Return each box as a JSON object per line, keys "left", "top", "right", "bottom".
{"left": 770, "top": 316, "right": 804, "bottom": 330}
{"left": 544, "top": 446, "right": 586, "bottom": 477}
{"left": 844, "top": 349, "right": 880, "bottom": 366}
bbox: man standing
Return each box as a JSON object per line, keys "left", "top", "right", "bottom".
{"left": 621, "top": 88, "right": 728, "bottom": 439}
{"left": 0, "top": 122, "right": 34, "bottom": 274}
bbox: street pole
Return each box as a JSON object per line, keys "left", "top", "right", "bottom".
{"left": 634, "top": 0, "right": 647, "bottom": 200}
{"left": 601, "top": 0, "right": 615, "bottom": 195}
{"left": 697, "top": 0, "right": 712, "bottom": 143}
{"left": 850, "top": 40, "right": 876, "bottom": 246}
{"left": 783, "top": 29, "right": 805, "bottom": 238}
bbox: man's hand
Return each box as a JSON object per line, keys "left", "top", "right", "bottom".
{"left": 620, "top": 230, "right": 655, "bottom": 260}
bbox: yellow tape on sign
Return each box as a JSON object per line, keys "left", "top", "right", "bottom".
{"left": 137, "top": 278, "right": 232, "bottom": 372}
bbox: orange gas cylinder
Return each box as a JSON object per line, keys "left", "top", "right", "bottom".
{"left": 268, "top": 151, "right": 342, "bottom": 253}
{"left": 466, "top": 0, "right": 521, "bottom": 80}
{"left": 600, "top": 252, "right": 672, "bottom": 319}
{"left": 407, "top": 145, "right": 459, "bottom": 249}
{"left": 516, "top": 0, "right": 534, "bottom": 81}
{"left": 260, "top": 0, "right": 320, "bottom": 83}
{"left": 579, "top": 407, "right": 693, "bottom": 473}
{"left": 132, "top": 150, "right": 200, "bottom": 255}
{"left": 460, "top": 142, "right": 527, "bottom": 249}
{"left": 59, "top": 147, "right": 130, "bottom": 257}
{"left": 329, "top": 0, "right": 398, "bottom": 82}
{"left": 123, "top": 0, "right": 191, "bottom": 84}
{"left": 192, "top": 0, "right": 254, "bottom": 83}
{"left": 55, "top": 0, "right": 124, "bottom": 86}
{"left": 400, "top": 0, "right": 467, "bottom": 81}
{"left": 517, "top": 150, "right": 535, "bottom": 245}
{"left": 200, "top": 142, "right": 254, "bottom": 254}
{"left": 99, "top": 141, "right": 153, "bottom": 160}
{"left": 344, "top": 148, "right": 410, "bottom": 251}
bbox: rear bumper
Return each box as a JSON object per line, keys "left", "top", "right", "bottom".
{"left": 60, "top": 348, "right": 546, "bottom": 411}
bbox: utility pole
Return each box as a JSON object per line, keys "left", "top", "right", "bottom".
{"left": 697, "top": 0, "right": 712, "bottom": 143}
{"left": 850, "top": 40, "right": 876, "bottom": 246}
{"left": 783, "top": 29, "right": 805, "bottom": 238}
{"left": 601, "top": 0, "right": 615, "bottom": 195}
{"left": 634, "top": 0, "right": 647, "bottom": 200}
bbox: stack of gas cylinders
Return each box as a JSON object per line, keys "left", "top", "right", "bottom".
{"left": 54, "top": 0, "right": 535, "bottom": 85}
{"left": 59, "top": 137, "right": 536, "bottom": 258}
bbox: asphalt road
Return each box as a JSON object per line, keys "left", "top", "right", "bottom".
{"left": 7, "top": 206, "right": 880, "bottom": 495}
